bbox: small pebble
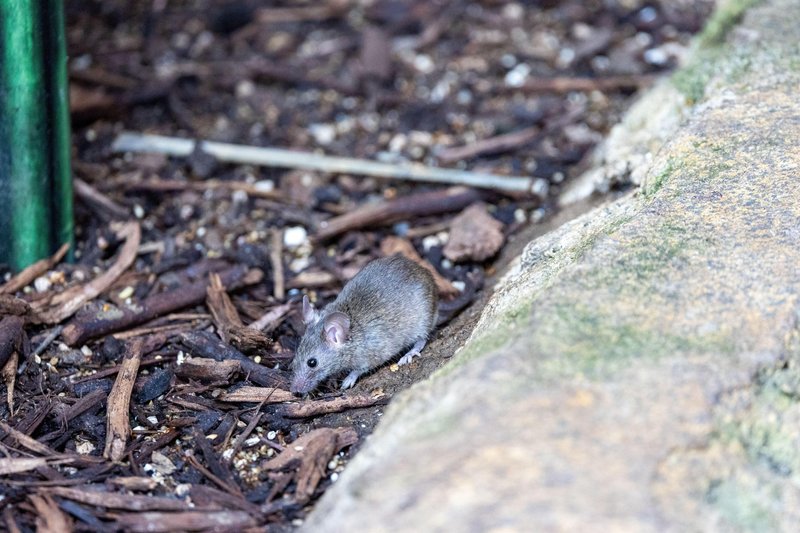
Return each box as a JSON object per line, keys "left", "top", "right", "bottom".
{"left": 133, "top": 204, "right": 145, "bottom": 219}
{"left": 531, "top": 178, "right": 549, "bottom": 198}
{"left": 504, "top": 63, "right": 530, "bottom": 87}
{"left": 309, "top": 123, "right": 336, "bottom": 145}
{"left": 267, "top": 431, "right": 277, "bottom": 440}
{"left": 80, "top": 345, "right": 93, "bottom": 357}
{"left": 118, "top": 286, "right": 134, "bottom": 300}
{"left": 413, "top": 54, "right": 434, "bottom": 73}
{"left": 283, "top": 226, "right": 308, "bottom": 248}
{"left": 33, "top": 276, "right": 51, "bottom": 293}
{"left": 422, "top": 235, "right": 440, "bottom": 251}
{"left": 75, "top": 441, "right": 96, "bottom": 455}
{"left": 500, "top": 53, "right": 517, "bottom": 68}
{"left": 232, "top": 189, "right": 249, "bottom": 204}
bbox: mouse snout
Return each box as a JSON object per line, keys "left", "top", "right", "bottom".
{"left": 290, "top": 375, "right": 312, "bottom": 396}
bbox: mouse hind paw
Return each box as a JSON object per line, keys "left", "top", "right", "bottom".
{"left": 398, "top": 338, "right": 427, "bottom": 366}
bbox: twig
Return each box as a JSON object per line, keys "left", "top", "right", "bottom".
{"left": 113, "top": 511, "right": 255, "bottom": 532}
{"left": 0, "top": 243, "right": 69, "bottom": 294}
{"left": 436, "top": 126, "right": 539, "bottom": 164}
{"left": 316, "top": 186, "right": 481, "bottom": 240}
{"left": 60, "top": 265, "right": 260, "bottom": 346}
{"left": 112, "top": 132, "right": 535, "bottom": 194}
{"left": 248, "top": 301, "right": 292, "bottom": 333}
{"left": 277, "top": 393, "right": 389, "bottom": 419}
{"left": 218, "top": 386, "right": 295, "bottom": 404}
{"left": 74, "top": 178, "right": 130, "bottom": 220}
{"left": 28, "top": 494, "right": 73, "bottom": 532}
{"left": 270, "top": 229, "right": 285, "bottom": 301}
{"left": 31, "top": 326, "right": 64, "bottom": 357}
{"left": 175, "top": 358, "right": 239, "bottom": 382}
{"left": 180, "top": 331, "right": 288, "bottom": 388}
{"left": 254, "top": 0, "right": 349, "bottom": 24}
{"left": 206, "top": 272, "right": 272, "bottom": 353}
{"left": 104, "top": 339, "right": 143, "bottom": 461}
{"left": 45, "top": 485, "right": 193, "bottom": 511}
{"left": 31, "top": 222, "right": 140, "bottom": 325}
{"left": 512, "top": 74, "right": 656, "bottom": 94}
{"left": 126, "top": 176, "right": 287, "bottom": 202}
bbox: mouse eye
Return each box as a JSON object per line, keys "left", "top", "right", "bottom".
{"left": 307, "top": 358, "right": 318, "bottom": 368}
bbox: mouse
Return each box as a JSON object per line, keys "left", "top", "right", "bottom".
{"left": 289, "top": 254, "right": 438, "bottom": 395}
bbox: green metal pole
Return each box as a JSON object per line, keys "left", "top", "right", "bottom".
{"left": 0, "top": 0, "right": 73, "bottom": 271}
{"left": 47, "top": 1, "right": 74, "bottom": 259}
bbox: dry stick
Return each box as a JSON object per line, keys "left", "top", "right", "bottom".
{"left": 126, "top": 176, "right": 287, "bottom": 202}
{"left": 437, "top": 126, "right": 540, "bottom": 164}
{"left": 174, "top": 358, "right": 240, "bottom": 382}
{"left": 0, "top": 294, "right": 30, "bottom": 316}
{"left": 316, "top": 186, "right": 481, "bottom": 240}
{"left": 104, "top": 339, "right": 144, "bottom": 461}
{"left": 45, "top": 485, "right": 194, "bottom": 511}
{"left": 114, "top": 510, "right": 256, "bottom": 533}
{"left": 438, "top": 104, "right": 586, "bottom": 165}
{"left": 254, "top": 0, "right": 349, "bottom": 23}
{"left": 206, "top": 272, "right": 272, "bottom": 353}
{"left": 2, "top": 351, "right": 16, "bottom": 414}
{"left": 32, "top": 222, "right": 141, "bottom": 324}
{"left": 270, "top": 229, "right": 285, "bottom": 301}
{"left": 513, "top": 74, "right": 656, "bottom": 94}
{"left": 189, "top": 426, "right": 243, "bottom": 498}
{"left": 73, "top": 177, "right": 130, "bottom": 219}
{"left": 38, "top": 389, "right": 109, "bottom": 443}
{"left": 28, "top": 494, "right": 73, "bottom": 532}
{"left": 0, "top": 420, "right": 57, "bottom": 456}
{"left": 61, "top": 265, "right": 260, "bottom": 346}
{"left": 218, "top": 386, "right": 295, "bottom": 404}
{"left": 180, "top": 331, "right": 287, "bottom": 388}
{"left": 247, "top": 301, "right": 292, "bottom": 333}
{"left": 0, "top": 243, "right": 69, "bottom": 294}
{"left": 111, "top": 132, "right": 535, "bottom": 194}
{"left": 277, "top": 393, "right": 389, "bottom": 419}
{"left": 227, "top": 411, "right": 263, "bottom": 461}
{"left": 70, "top": 356, "right": 169, "bottom": 385}
{"left": 206, "top": 273, "right": 244, "bottom": 340}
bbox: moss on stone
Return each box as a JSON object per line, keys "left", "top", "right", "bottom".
{"left": 438, "top": 299, "right": 533, "bottom": 377}
{"left": 707, "top": 478, "right": 780, "bottom": 532}
{"left": 532, "top": 302, "right": 735, "bottom": 379}
{"left": 698, "top": 0, "right": 761, "bottom": 48}
{"left": 642, "top": 158, "right": 678, "bottom": 199}
{"left": 672, "top": 0, "right": 761, "bottom": 103}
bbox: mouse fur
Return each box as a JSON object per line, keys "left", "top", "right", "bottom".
{"left": 290, "top": 254, "right": 437, "bottom": 395}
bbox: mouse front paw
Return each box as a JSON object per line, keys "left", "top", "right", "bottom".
{"left": 341, "top": 370, "right": 362, "bottom": 390}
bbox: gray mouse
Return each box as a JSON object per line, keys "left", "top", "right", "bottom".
{"left": 289, "top": 254, "right": 437, "bottom": 395}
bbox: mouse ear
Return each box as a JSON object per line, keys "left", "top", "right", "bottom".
{"left": 302, "top": 295, "right": 319, "bottom": 324}
{"left": 323, "top": 312, "right": 350, "bottom": 347}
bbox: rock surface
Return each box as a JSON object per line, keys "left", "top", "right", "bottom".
{"left": 303, "top": 1, "right": 800, "bottom": 530}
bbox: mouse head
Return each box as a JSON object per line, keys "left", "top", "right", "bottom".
{"left": 290, "top": 296, "right": 351, "bottom": 395}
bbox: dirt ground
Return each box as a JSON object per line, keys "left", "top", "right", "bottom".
{"left": 0, "top": 1, "right": 711, "bottom": 530}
